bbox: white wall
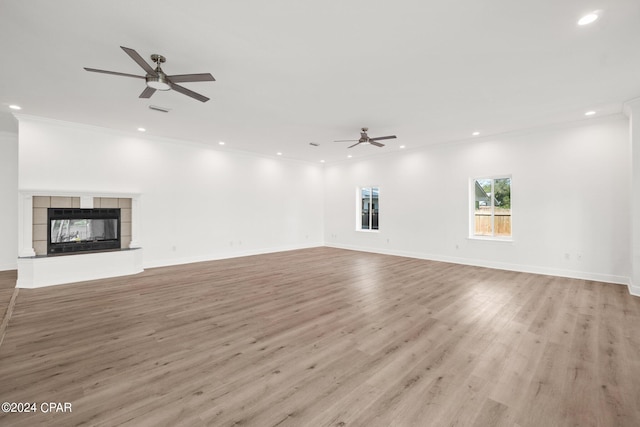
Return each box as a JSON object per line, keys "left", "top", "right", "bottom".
{"left": 628, "top": 99, "right": 640, "bottom": 296}
{"left": 11, "top": 114, "right": 635, "bottom": 284}
{"left": 18, "top": 117, "right": 324, "bottom": 268}
{"left": 324, "top": 116, "right": 631, "bottom": 284}
{"left": 0, "top": 116, "right": 18, "bottom": 270}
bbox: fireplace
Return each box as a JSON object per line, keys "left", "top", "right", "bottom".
{"left": 47, "top": 208, "right": 121, "bottom": 255}
{"left": 18, "top": 193, "right": 142, "bottom": 288}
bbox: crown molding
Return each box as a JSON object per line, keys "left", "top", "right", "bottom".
{"left": 623, "top": 97, "right": 640, "bottom": 117}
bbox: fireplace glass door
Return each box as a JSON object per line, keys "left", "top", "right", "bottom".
{"left": 47, "top": 208, "right": 121, "bottom": 255}
{"left": 50, "top": 219, "right": 118, "bottom": 244}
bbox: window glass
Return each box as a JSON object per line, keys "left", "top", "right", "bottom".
{"left": 361, "top": 188, "right": 370, "bottom": 230}
{"left": 371, "top": 188, "right": 379, "bottom": 230}
{"left": 494, "top": 177, "right": 511, "bottom": 237}
{"left": 474, "top": 179, "right": 493, "bottom": 236}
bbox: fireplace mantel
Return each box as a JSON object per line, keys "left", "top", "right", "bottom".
{"left": 17, "top": 190, "right": 144, "bottom": 288}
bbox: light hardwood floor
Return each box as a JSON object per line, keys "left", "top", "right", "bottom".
{"left": 0, "top": 270, "right": 17, "bottom": 314}
{"left": 0, "top": 247, "right": 639, "bottom": 426}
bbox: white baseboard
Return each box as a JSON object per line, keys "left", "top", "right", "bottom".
{"left": 0, "top": 263, "right": 17, "bottom": 272}
{"left": 10, "top": 242, "right": 639, "bottom": 297}
{"left": 143, "top": 242, "right": 324, "bottom": 269}
{"left": 325, "top": 243, "right": 631, "bottom": 287}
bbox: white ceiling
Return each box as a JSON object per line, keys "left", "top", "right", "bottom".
{"left": 1, "top": 1, "right": 639, "bottom": 163}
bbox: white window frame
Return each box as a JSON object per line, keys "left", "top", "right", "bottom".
{"left": 356, "top": 186, "right": 380, "bottom": 232}
{"left": 469, "top": 175, "right": 512, "bottom": 241}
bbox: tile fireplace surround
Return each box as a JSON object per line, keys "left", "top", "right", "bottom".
{"left": 17, "top": 191, "right": 143, "bottom": 288}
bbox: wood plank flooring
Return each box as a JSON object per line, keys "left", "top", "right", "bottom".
{"left": 0, "top": 269, "right": 17, "bottom": 314}
{"left": 0, "top": 270, "right": 18, "bottom": 348}
{"left": 0, "top": 247, "right": 639, "bottom": 426}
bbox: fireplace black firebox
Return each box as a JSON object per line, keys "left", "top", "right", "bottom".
{"left": 47, "top": 208, "right": 121, "bottom": 255}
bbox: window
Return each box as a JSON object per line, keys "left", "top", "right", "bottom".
{"left": 472, "top": 177, "right": 511, "bottom": 239}
{"left": 358, "top": 187, "right": 379, "bottom": 231}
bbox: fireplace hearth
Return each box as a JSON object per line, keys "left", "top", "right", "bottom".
{"left": 47, "top": 208, "right": 121, "bottom": 255}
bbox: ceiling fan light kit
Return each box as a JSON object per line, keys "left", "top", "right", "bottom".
{"left": 84, "top": 46, "right": 215, "bottom": 102}
{"left": 146, "top": 77, "right": 170, "bottom": 91}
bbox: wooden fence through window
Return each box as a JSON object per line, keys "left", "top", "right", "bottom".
{"left": 474, "top": 211, "right": 511, "bottom": 236}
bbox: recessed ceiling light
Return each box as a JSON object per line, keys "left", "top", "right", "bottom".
{"left": 137, "top": 127, "right": 146, "bottom": 132}
{"left": 585, "top": 111, "right": 596, "bottom": 116}
{"left": 9, "top": 105, "right": 21, "bottom": 110}
{"left": 277, "top": 152, "right": 282, "bottom": 156}
{"left": 472, "top": 131, "right": 480, "bottom": 136}
{"left": 347, "top": 155, "right": 352, "bottom": 158}
{"left": 320, "top": 160, "right": 325, "bottom": 163}
{"left": 219, "top": 141, "right": 225, "bottom": 145}
{"left": 400, "top": 145, "right": 406, "bottom": 149}
{"left": 578, "top": 12, "right": 599, "bottom": 26}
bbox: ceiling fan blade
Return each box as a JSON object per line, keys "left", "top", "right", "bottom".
{"left": 167, "top": 73, "right": 216, "bottom": 83}
{"left": 84, "top": 68, "right": 145, "bottom": 79}
{"left": 369, "top": 141, "right": 385, "bottom": 147}
{"left": 334, "top": 139, "right": 358, "bottom": 142}
{"left": 348, "top": 142, "right": 362, "bottom": 148}
{"left": 369, "top": 135, "right": 397, "bottom": 141}
{"left": 169, "top": 82, "right": 210, "bottom": 102}
{"left": 120, "top": 46, "right": 158, "bottom": 76}
{"left": 139, "top": 86, "right": 156, "bottom": 98}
